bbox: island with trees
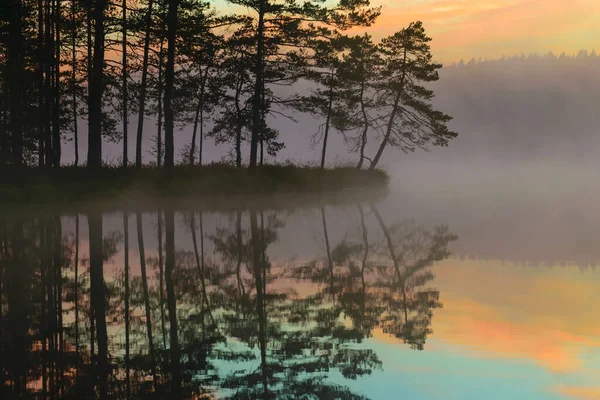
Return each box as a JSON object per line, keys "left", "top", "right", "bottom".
{"left": 0, "top": 0, "right": 456, "bottom": 205}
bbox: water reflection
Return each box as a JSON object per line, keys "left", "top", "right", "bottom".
{"left": 0, "top": 204, "right": 455, "bottom": 399}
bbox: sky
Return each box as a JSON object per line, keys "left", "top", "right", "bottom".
{"left": 350, "top": 0, "right": 600, "bottom": 62}
{"left": 213, "top": 0, "right": 600, "bottom": 65}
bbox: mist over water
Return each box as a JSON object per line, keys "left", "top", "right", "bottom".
{"left": 2, "top": 56, "right": 600, "bottom": 399}
{"left": 2, "top": 186, "right": 599, "bottom": 399}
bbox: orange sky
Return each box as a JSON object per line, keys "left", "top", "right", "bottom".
{"left": 354, "top": 0, "right": 600, "bottom": 62}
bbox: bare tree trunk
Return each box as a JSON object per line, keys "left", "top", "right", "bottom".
{"left": 121, "top": 0, "right": 128, "bottom": 167}
{"left": 0, "top": 69, "right": 9, "bottom": 166}
{"left": 234, "top": 61, "right": 244, "bottom": 168}
{"left": 259, "top": 81, "right": 265, "bottom": 167}
{"left": 135, "top": 0, "right": 154, "bottom": 168}
{"left": 356, "top": 78, "right": 368, "bottom": 169}
{"left": 85, "top": 0, "right": 92, "bottom": 166}
{"left": 44, "top": 0, "right": 53, "bottom": 165}
{"left": 87, "top": 0, "right": 108, "bottom": 169}
{"left": 249, "top": 0, "right": 265, "bottom": 168}
{"left": 163, "top": 0, "right": 179, "bottom": 170}
{"left": 52, "top": 0, "right": 61, "bottom": 167}
{"left": 8, "top": 0, "right": 24, "bottom": 166}
{"left": 320, "top": 71, "right": 334, "bottom": 170}
{"left": 369, "top": 91, "right": 400, "bottom": 171}
{"left": 369, "top": 48, "right": 407, "bottom": 171}
{"left": 71, "top": 0, "right": 78, "bottom": 166}
{"left": 190, "top": 65, "right": 210, "bottom": 166}
{"left": 164, "top": 210, "right": 181, "bottom": 397}
{"left": 156, "top": 29, "right": 165, "bottom": 167}
{"left": 38, "top": 0, "right": 45, "bottom": 167}
{"left": 137, "top": 212, "right": 158, "bottom": 388}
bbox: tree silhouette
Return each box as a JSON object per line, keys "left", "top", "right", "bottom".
{"left": 368, "top": 22, "right": 456, "bottom": 170}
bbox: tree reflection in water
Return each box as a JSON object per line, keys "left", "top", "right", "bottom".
{"left": 0, "top": 204, "right": 456, "bottom": 399}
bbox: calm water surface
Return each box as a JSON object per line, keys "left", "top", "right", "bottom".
{"left": 1, "top": 165, "right": 599, "bottom": 399}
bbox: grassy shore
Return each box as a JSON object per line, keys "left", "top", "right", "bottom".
{"left": 0, "top": 164, "right": 389, "bottom": 208}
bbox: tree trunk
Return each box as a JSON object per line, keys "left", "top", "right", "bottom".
{"left": 0, "top": 72, "right": 9, "bottom": 166}
{"left": 234, "top": 62, "right": 244, "bottom": 168}
{"left": 38, "top": 0, "right": 45, "bottom": 167}
{"left": 259, "top": 83, "right": 265, "bottom": 167}
{"left": 249, "top": 0, "right": 265, "bottom": 168}
{"left": 121, "top": 0, "right": 128, "bottom": 167}
{"left": 165, "top": 210, "right": 181, "bottom": 396}
{"left": 135, "top": 0, "right": 154, "bottom": 168}
{"left": 369, "top": 48, "right": 407, "bottom": 171}
{"left": 71, "top": 0, "right": 78, "bottom": 166}
{"left": 88, "top": 212, "right": 108, "bottom": 397}
{"left": 87, "top": 0, "right": 107, "bottom": 169}
{"left": 163, "top": 0, "right": 179, "bottom": 170}
{"left": 156, "top": 23, "right": 165, "bottom": 167}
{"left": 320, "top": 71, "right": 335, "bottom": 170}
{"left": 85, "top": 0, "right": 92, "bottom": 166}
{"left": 52, "top": 0, "right": 61, "bottom": 167}
{"left": 356, "top": 77, "right": 368, "bottom": 169}
{"left": 189, "top": 98, "right": 200, "bottom": 166}
{"left": 8, "top": 0, "right": 24, "bottom": 166}
{"left": 369, "top": 92, "right": 400, "bottom": 171}
{"left": 190, "top": 65, "right": 210, "bottom": 166}
{"left": 137, "top": 212, "right": 158, "bottom": 388}
{"left": 44, "top": 0, "right": 53, "bottom": 165}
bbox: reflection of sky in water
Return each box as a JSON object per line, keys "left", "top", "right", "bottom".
{"left": 5, "top": 162, "right": 600, "bottom": 399}
{"left": 336, "top": 261, "right": 600, "bottom": 399}
{"left": 201, "top": 254, "right": 600, "bottom": 399}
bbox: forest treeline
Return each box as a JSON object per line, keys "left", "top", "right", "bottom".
{"left": 424, "top": 50, "right": 600, "bottom": 161}
{"left": 0, "top": 0, "right": 456, "bottom": 171}
{"left": 448, "top": 49, "right": 600, "bottom": 68}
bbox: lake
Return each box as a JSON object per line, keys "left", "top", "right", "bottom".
{"left": 1, "top": 161, "right": 598, "bottom": 399}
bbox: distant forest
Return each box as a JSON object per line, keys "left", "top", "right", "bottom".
{"left": 0, "top": 0, "right": 456, "bottom": 170}
{"left": 432, "top": 51, "right": 600, "bottom": 161}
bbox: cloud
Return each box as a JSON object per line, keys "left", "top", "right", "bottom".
{"left": 356, "top": 0, "right": 600, "bottom": 61}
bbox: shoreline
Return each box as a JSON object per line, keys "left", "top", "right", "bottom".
{"left": 0, "top": 164, "right": 389, "bottom": 211}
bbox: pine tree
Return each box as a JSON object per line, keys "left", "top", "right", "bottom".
{"left": 368, "top": 22, "right": 456, "bottom": 170}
